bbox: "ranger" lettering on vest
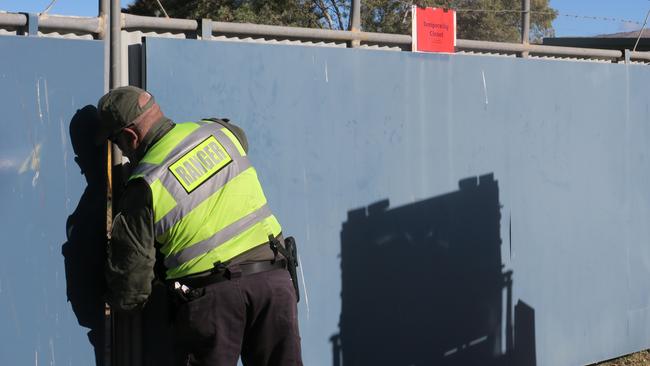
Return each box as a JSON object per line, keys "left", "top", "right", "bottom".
{"left": 169, "top": 135, "right": 232, "bottom": 192}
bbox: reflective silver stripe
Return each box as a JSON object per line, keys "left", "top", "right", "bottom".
{"left": 130, "top": 162, "right": 157, "bottom": 182}
{"left": 153, "top": 129, "right": 250, "bottom": 236}
{"left": 154, "top": 159, "right": 251, "bottom": 236}
{"left": 159, "top": 126, "right": 245, "bottom": 199}
{"left": 164, "top": 204, "right": 273, "bottom": 269}
{"left": 134, "top": 122, "right": 225, "bottom": 183}
{"left": 162, "top": 123, "right": 224, "bottom": 171}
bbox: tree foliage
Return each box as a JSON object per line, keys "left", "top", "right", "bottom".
{"left": 125, "top": 0, "right": 343, "bottom": 29}
{"left": 362, "top": 0, "right": 557, "bottom": 42}
{"left": 126, "top": 0, "right": 557, "bottom": 42}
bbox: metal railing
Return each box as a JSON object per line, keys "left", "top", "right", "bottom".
{"left": 0, "top": 12, "right": 102, "bottom": 35}
{"left": 1, "top": 11, "right": 650, "bottom": 62}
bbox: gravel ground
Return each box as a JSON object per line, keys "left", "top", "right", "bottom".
{"left": 592, "top": 350, "right": 650, "bottom": 366}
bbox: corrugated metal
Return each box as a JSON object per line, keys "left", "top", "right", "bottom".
{"left": 213, "top": 35, "right": 346, "bottom": 48}
{"left": 0, "top": 29, "right": 93, "bottom": 40}
{"left": 529, "top": 55, "right": 613, "bottom": 63}
{"left": 143, "top": 37, "right": 650, "bottom": 366}
{"left": 359, "top": 44, "right": 402, "bottom": 51}
{"left": 457, "top": 50, "right": 518, "bottom": 58}
{"left": 0, "top": 15, "right": 645, "bottom": 63}
{"left": 37, "top": 32, "right": 94, "bottom": 40}
{"left": 34, "top": 31, "right": 95, "bottom": 40}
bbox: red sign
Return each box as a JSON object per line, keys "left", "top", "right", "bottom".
{"left": 412, "top": 7, "right": 456, "bottom": 53}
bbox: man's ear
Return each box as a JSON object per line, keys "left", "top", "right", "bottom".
{"left": 122, "top": 127, "right": 139, "bottom": 150}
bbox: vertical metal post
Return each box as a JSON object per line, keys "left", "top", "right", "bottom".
{"left": 110, "top": 0, "right": 122, "bottom": 88}
{"left": 350, "top": 0, "right": 361, "bottom": 48}
{"left": 100, "top": 0, "right": 110, "bottom": 91}
{"left": 109, "top": 0, "right": 123, "bottom": 193}
{"left": 98, "top": 2, "right": 113, "bottom": 366}
{"left": 109, "top": 0, "right": 124, "bottom": 182}
{"left": 520, "top": 0, "right": 530, "bottom": 58}
{"left": 109, "top": 3, "right": 145, "bottom": 365}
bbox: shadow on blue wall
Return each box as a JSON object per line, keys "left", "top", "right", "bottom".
{"left": 63, "top": 105, "right": 107, "bottom": 366}
{"left": 63, "top": 106, "right": 176, "bottom": 366}
{"left": 332, "top": 174, "right": 536, "bottom": 366}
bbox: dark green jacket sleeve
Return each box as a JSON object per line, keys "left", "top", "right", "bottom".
{"left": 105, "top": 179, "right": 156, "bottom": 311}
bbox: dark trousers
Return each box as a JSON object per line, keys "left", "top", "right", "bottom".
{"left": 173, "top": 268, "right": 303, "bottom": 366}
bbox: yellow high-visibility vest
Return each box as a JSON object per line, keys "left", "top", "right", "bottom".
{"left": 129, "top": 121, "right": 281, "bottom": 279}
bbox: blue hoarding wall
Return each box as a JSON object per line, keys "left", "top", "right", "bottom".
{"left": 143, "top": 38, "right": 650, "bottom": 366}
{"left": 0, "top": 36, "right": 105, "bottom": 365}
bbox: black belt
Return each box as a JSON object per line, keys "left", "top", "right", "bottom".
{"left": 173, "top": 260, "right": 286, "bottom": 289}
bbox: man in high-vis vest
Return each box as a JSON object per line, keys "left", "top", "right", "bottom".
{"left": 97, "top": 86, "right": 303, "bottom": 366}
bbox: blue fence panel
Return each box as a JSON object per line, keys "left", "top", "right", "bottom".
{"left": 143, "top": 37, "right": 650, "bottom": 366}
{"left": 0, "top": 36, "right": 105, "bottom": 365}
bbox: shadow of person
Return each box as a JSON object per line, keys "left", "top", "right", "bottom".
{"left": 62, "top": 105, "right": 107, "bottom": 366}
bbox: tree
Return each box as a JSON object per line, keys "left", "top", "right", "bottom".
{"left": 125, "top": 0, "right": 345, "bottom": 30}
{"left": 126, "top": 0, "right": 556, "bottom": 43}
{"left": 361, "top": 0, "right": 557, "bottom": 42}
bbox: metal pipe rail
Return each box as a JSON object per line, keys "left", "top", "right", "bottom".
{"left": 630, "top": 50, "right": 650, "bottom": 61}
{"left": 211, "top": 21, "right": 411, "bottom": 45}
{"left": 123, "top": 14, "right": 650, "bottom": 61}
{"left": 0, "top": 13, "right": 101, "bottom": 34}
{"left": 211, "top": 21, "right": 360, "bottom": 42}
{"left": 41, "top": 15, "right": 101, "bottom": 34}
{"left": 0, "top": 13, "right": 26, "bottom": 27}
{"left": 2, "top": 12, "right": 649, "bottom": 62}
{"left": 457, "top": 39, "right": 623, "bottom": 59}
{"left": 123, "top": 13, "right": 197, "bottom": 32}
{"left": 124, "top": 14, "right": 412, "bottom": 45}
{"left": 458, "top": 40, "right": 650, "bottom": 61}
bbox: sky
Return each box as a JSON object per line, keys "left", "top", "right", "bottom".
{"left": 0, "top": 0, "right": 649, "bottom": 37}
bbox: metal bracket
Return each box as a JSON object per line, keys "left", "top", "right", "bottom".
{"left": 349, "top": 32, "right": 360, "bottom": 48}
{"left": 21, "top": 13, "right": 39, "bottom": 36}
{"left": 200, "top": 18, "right": 213, "bottom": 40}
